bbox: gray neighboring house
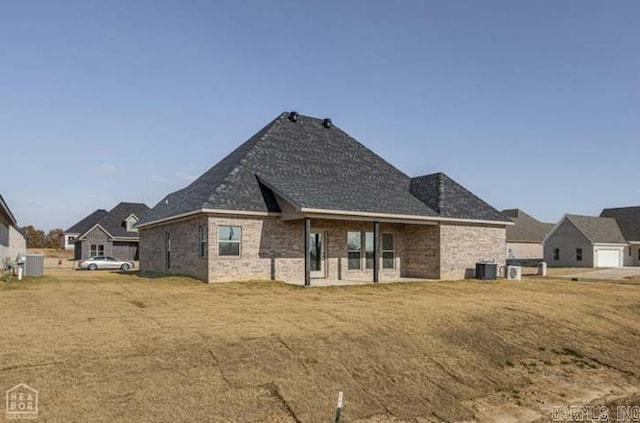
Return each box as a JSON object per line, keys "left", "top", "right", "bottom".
{"left": 137, "top": 112, "right": 512, "bottom": 285}
{"left": 543, "top": 214, "right": 627, "bottom": 268}
{"left": 68, "top": 203, "right": 150, "bottom": 260}
{"left": 0, "top": 194, "right": 26, "bottom": 267}
{"left": 502, "top": 209, "right": 554, "bottom": 264}
{"left": 63, "top": 209, "right": 108, "bottom": 253}
{"left": 600, "top": 206, "right": 640, "bottom": 266}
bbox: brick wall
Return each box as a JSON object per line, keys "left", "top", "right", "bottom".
{"left": 140, "top": 214, "right": 506, "bottom": 283}
{"left": 139, "top": 216, "right": 209, "bottom": 281}
{"left": 439, "top": 223, "right": 506, "bottom": 280}
{"left": 208, "top": 216, "right": 304, "bottom": 283}
{"left": 506, "top": 242, "right": 543, "bottom": 260}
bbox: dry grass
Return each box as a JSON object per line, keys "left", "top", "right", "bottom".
{"left": 1, "top": 269, "right": 640, "bottom": 422}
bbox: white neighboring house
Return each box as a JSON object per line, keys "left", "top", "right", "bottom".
{"left": 543, "top": 214, "right": 627, "bottom": 268}
{"left": 0, "top": 194, "right": 27, "bottom": 268}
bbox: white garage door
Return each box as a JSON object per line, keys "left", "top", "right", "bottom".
{"left": 596, "top": 249, "right": 621, "bottom": 267}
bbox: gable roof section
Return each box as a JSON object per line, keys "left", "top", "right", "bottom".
{"left": 600, "top": 206, "right": 640, "bottom": 242}
{"left": 501, "top": 209, "right": 554, "bottom": 242}
{"left": 65, "top": 209, "right": 108, "bottom": 234}
{"left": 0, "top": 194, "right": 17, "bottom": 226}
{"left": 97, "top": 202, "right": 150, "bottom": 238}
{"left": 73, "top": 203, "right": 149, "bottom": 240}
{"left": 139, "top": 112, "right": 510, "bottom": 226}
{"left": 564, "top": 214, "right": 627, "bottom": 244}
{"left": 409, "top": 173, "right": 508, "bottom": 222}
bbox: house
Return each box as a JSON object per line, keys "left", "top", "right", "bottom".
{"left": 502, "top": 209, "right": 554, "bottom": 264}
{"left": 68, "top": 203, "right": 149, "bottom": 260}
{"left": 137, "top": 112, "right": 511, "bottom": 285}
{"left": 600, "top": 206, "right": 640, "bottom": 266}
{"left": 543, "top": 214, "right": 627, "bottom": 268}
{"left": 0, "top": 194, "right": 26, "bottom": 267}
{"left": 62, "top": 209, "right": 108, "bottom": 250}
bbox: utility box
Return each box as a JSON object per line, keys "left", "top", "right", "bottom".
{"left": 476, "top": 262, "right": 498, "bottom": 280}
{"left": 537, "top": 262, "right": 547, "bottom": 277}
{"left": 15, "top": 254, "right": 44, "bottom": 277}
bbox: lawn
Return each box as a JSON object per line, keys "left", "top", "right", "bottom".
{"left": 1, "top": 269, "right": 639, "bottom": 422}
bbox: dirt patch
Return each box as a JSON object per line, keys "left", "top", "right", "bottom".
{"left": 1, "top": 270, "right": 639, "bottom": 421}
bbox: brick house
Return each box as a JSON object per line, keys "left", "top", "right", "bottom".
{"left": 137, "top": 112, "right": 512, "bottom": 285}
{"left": 67, "top": 202, "right": 149, "bottom": 260}
{"left": 502, "top": 209, "right": 554, "bottom": 264}
{"left": 0, "top": 194, "right": 26, "bottom": 267}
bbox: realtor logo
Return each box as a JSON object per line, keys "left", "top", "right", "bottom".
{"left": 6, "top": 384, "right": 38, "bottom": 419}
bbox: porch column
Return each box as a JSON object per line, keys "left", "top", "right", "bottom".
{"left": 373, "top": 221, "right": 380, "bottom": 283}
{"left": 304, "top": 217, "right": 311, "bottom": 287}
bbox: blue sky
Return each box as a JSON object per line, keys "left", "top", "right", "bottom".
{"left": 1, "top": 0, "right": 638, "bottom": 230}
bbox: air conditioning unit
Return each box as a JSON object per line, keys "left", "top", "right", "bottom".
{"left": 506, "top": 265, "right": 522, "bottom": 281}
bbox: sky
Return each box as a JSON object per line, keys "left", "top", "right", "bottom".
{"left": 1, "top": 0, "right": 638, "bottom": 231}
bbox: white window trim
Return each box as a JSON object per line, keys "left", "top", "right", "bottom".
{"left": 198, "top": 225, "right": 207, "bottom": 258}
{"left": 382, "top": 232, "right": 395, "bottom": 270}
{"left": 346, "top": 231, "right": 362, "bottom": 270}
{"left": 217, "top": 226, "right": 242, "bottom": 258}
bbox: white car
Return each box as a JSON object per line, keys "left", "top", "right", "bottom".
{"left": 79, "top": 256, "right": 134, "bottom": 271}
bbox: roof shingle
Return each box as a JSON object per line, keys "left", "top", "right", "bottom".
{"left": 139, "top": 112, "right": 509, "bottom": 225}
{"left": 501, "top": 209, "right": 554, "bottom": 242}
{"left": 600, "top": 206, "right": 640, "bottom": 242}
{"left": 565, "top": 214, "right": 626, "bottom": 244}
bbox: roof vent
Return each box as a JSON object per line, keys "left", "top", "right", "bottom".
{"left": 323, "top": 118, "right": 332, "bottom": 128}
{"left": 288, "top": 111, "right": 299, "bottom": 122}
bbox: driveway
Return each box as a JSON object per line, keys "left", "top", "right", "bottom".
{"left": 563, "top": 267, "right": 640, "bottom": 281}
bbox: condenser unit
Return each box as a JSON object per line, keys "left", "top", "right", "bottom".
{"left": 506, "top": 265, "right": 522, "bottom": 281}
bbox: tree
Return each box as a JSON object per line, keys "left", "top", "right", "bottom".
{"left": 45, "top": 228, "right": 64, "bottom": 249}
{"left": 22, "top": 225, "right": 45, "bottom": 248}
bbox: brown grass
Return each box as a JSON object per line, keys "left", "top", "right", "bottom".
{"left": 1, "top": 269, "right": 639, "bottom": 422}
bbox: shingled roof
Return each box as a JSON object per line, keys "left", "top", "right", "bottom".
{"left": 600, "top": 206, "right": 640, "bottom": 242}
{"left": 501, "top": 209, "right": 554, "bottom": 243}
{"left": 0, "top": 194, "right": 17, "bottom": 226}
{"left": 96, "top": 202, "right": 150, "bottom": 238}
{"left": 410, "top": 173, "right": 507, "bottom": 222}
{"left": 139, "top": 112, "right": 509, "bottom": 226}
{"left": 65, "top": 209, "right": 108, "bottom": 234}
{"left": 564, "top": 214, "right": 627, "bottom": 244}
{"left": 71, "top": 203, "right": 149, "bottom": 239}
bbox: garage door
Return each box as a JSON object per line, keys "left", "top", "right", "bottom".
{"left": 596, "top": 249, "right": 621, "bottom": 267}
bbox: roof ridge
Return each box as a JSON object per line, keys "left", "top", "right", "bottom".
{"left": 210, "top": 114, "right": 285, "bottom": 200}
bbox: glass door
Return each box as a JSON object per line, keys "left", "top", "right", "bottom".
{"left": 310, "top": 232, "right": 325, "bottom": 278}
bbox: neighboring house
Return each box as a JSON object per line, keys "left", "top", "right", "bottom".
{"left": 600, "top": 206, "right": 640, "bottom": 266}
{"left": 0, "top": 194, "right": 26, "bottom": 267}
{"left": 62, "top": 209, "right": 108, "bottom": 250}
{"left": 543, "top": 214, "right": 627, "bottom": 268}
{"left": 502, "top": 209, "right": 554, "bottom": 264}
{"left": 137, "top": 112, "right": 512, "bottom": 285}
{"left": 68, "top": 203, "right": 149, "bottom": 260}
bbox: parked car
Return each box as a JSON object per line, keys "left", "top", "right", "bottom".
{"left": 79, "top": 256, "right": 134, "bottom": 271}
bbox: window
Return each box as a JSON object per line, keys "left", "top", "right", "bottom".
{"left": 90, "top": 244, "right": 104, "bottom": 257}
{"left": 553, "top": 248, "right": 560, "bottom": 261}
{"left": 218, "top": 226, "right": 241, "bottom": 257}
{"left": 199, "top": 225, "right": 207, "bottom": 257}
{"left": 382, "top": 233, "right": 395, "bottom": 269}
{"left": 347, "top": 231, "right": 362, "bottom": 270}
{"left": 576, "top": 248, "right": 583, "bottom": 262}
{"left": 165, "top": 232, "right": 171, "bottom": 269}
{"left": 365, "top": 232, "right": 374, "bottom": 269}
